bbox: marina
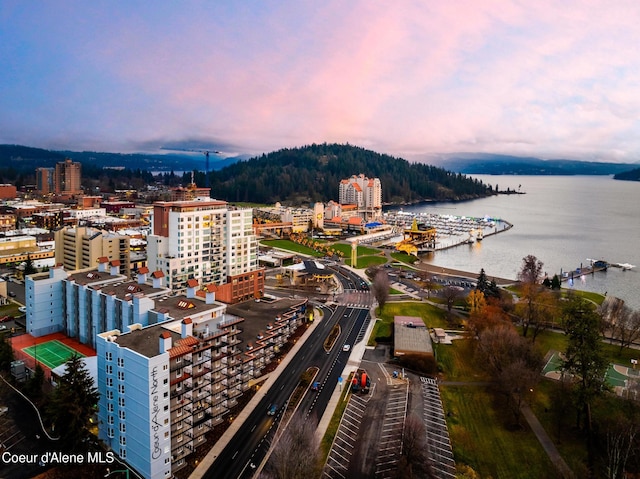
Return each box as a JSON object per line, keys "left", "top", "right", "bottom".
{"left": 380, "top": 210, "right": 513, "bottom": 253}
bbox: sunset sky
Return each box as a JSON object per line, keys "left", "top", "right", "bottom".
{"left": 2, "top": 1, "right": 640, "bottom": 162}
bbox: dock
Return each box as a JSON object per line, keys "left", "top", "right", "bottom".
{"left": 558, "top": 259, "right": 633, "bottom": 283}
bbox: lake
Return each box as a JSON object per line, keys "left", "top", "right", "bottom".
{"left": 387, "top": 175, "right": 640, "bottom": 310}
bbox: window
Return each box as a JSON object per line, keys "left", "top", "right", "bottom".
{"left": 119, "top": 397, "right": 125, "bottom": 407}
{"left": 119, "top": 423, "right": 126, "bottom": 433}
{"left": 107, "top": 403, "right": 114, "bottom": 412}
{"left": 106, "top": 365, "right": 113, "bottom": 374}
{"left": 107, "top": 415, "right": 114, "bottom": 425}
{"left": 107, "top": 378, "right": 113, "bottom": 387}
{"left": 117, "top": 357, "right": 124, "bottom": 367}
{"left": 106, "top": 352, "right": 112, "bottom": 361}
{"left": 117, "top": 371, "right": 125, "bottom": 381}
{"left": 120, "top": 448, "right": 126, "bottom": 458}
{"left": 106, "top": 390, "right": 113, "bottom": 400}
{"left": 119, "top": 410, "right": 126, "bottom": 420}
{"left": 118, "top": 384, "right": 125, "bottom": 394}
{"left": 108, "top": 428, "right": 114, "bottom": 438}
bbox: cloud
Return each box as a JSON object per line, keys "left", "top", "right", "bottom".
{"left": 2, "top": 1, "right": 640, "bottom": 161}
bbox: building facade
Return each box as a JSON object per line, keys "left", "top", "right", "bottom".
{"left": 36, "top": 168, "right": 54, "bottom": 195}
{"left": 338, "top": 174, "right": 382, "bottom": 219}
{"left": 54, "top": 158, "right": 82, "bottom": 196}
{"left": 96, "top": 300, "right": 246, "bottom": 478}
{"left": 147, "top": 199, "right": 264, "bottom": 303}
{"left": 54, "top": 226, "right": 131, "bottom": 276}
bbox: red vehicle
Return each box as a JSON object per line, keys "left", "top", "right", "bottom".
{"left": 0, "top": 316, "right": 11, "bottom": 323}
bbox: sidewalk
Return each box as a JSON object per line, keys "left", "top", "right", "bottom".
{"left": 520, "top": 402, "right": 574, "bottom": 478}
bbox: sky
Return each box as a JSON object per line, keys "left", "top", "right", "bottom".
{"left": 2, "top": 1, "right": 640, "bottom": 163}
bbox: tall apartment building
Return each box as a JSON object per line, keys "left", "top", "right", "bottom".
{"left": 147, "top": 199, "right": 264, "bottom": 303}
{"left": 338, "top": 174, "right": 382, "bottom": 219}
{"left": 36, "top": 167, "right": 55, "bottom": 195}
{"left": 25, "top": 261, "right": 167, "bottom": 344}
{"left": 54, "top": 158, "right": 82, "bottom": 196}
{"left": 54, "top": 226, "right": 131, "bottom": 276}
{"left": 96, "top": 299, "right": 246, "bottom": 478}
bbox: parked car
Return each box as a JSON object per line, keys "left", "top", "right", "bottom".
{"left": 0, "top": 316, "right": 11, "bottom": 323}
{"left": 18, "top": 306, "right": 26, "bottom": 313}
{"left": 8, "top": 292, "right": 16, "bottom": 297}
{"left": 342, "top": 344, "right": 351, "bottom": 352}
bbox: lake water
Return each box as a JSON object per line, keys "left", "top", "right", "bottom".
{"left": 387, "top": 175, "right": 640, "bottom": 310}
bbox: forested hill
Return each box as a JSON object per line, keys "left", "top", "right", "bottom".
{"left": 208, "top": 143, "right": 492, "bottom": 205}
{"left": 614, "top": 167, "right": 640, "bottom": 181}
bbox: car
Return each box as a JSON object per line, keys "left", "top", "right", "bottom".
{"left": 0, "top": 325, "right": 6, "bottom": 330}
{"left": 267, "top": 404, "right": 278, "bottom": 416}
{"left": 342, "top": 344, "right": 351, "bottom": 352}
{"left": 18, "top": 306, "right": 26, "bottom": 313}
{"left": 311, "top": 381, "right": 320, "bottom": 391}
{"left": 0, "top": 316, "right": 11, "bottom": 323}
{"left": 8, "top": 292, "right": 16, "bottom": 297}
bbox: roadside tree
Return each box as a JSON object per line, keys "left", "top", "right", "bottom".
{"left": 442, "top": 285, "right": 464, "bottom": 315}
{"left": 396, "top": 414, "right": 436, "bottom": 479}
{"left": 372, "top": 269, "right": 390, "bottom": 312}
{"left": 266, "top": 414, "right": 321, "bottom": 479}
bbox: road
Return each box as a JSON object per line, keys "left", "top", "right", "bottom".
{"left": 202, "top": 263, "right": 371, "bottom": 479}
{"left": 202, "top": 305, "right": 369, "bottom": 479}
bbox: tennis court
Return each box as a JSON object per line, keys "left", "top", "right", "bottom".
{"left": 22, "top": 340, "right": 85, "bottom": 369}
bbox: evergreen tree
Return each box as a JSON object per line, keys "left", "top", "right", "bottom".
{"left": 551, "top": 274, "right": 562, "bottom": 290}
{"left": 561, "top": 295, "right": 609, "bottom": 474}
{"left": 24, "top": 363, "right": 45, "bottom": 401}
{"left": 0, "top": 334, "right": 14, "bottom": 372}
{"left": 24, "top": 254, "right": 36, "bottom": 276}
{"left": 47, "top": 354, "right": 99, "bottom": 452}
{"left": 476, "top": 268, "right": 490, "bottom": 295}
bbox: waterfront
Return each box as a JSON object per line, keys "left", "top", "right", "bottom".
{"left": 386, "top": 175, "right": 640, "bottom": 310}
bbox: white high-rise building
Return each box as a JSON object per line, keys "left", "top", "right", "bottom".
{"left": 147, "top": 199, "right": 264, "bottom": 304}
{"left": 338, "top": 174, "right": 382, "bottom": 218}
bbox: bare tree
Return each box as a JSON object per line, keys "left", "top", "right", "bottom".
{"left": 265, "top": 415, "right": 321, "bottom": 479}
{"left": 396, "top": 414, "right": 436, "bottom": 479}
{"left": 476, "top": 324, "right": 543, "bottom": 427}
{"left": 603, "top": 411, "right": 639, "bottom": 479}
{"left": 442, "top": 285, "right": 464, "bottom": 314}
{"left": 516, "top": 255, "right": 547, "bottom": 339}
{"left": 372, "top": 269, "right": 390, "bottom": 311}
{"left": 600, "top": 298, "right": 640, "bottom": 352}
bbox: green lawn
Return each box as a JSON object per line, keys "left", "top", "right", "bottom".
{"left": 442, "top": 386, "right": 559, "bottom": 479}
{"left": 260, "top": 239, "right": 324, "bottom": 257}
{"left": 331, "top": 243, "right": 385, "bottom": 257}
{"left": 347, "top": 255, "right": 387, "bottom": 269}
{"left": 368, "top": 302, "right": 449, "bottom": 346}
{"left": 390, "top": 251, "right": 419, "bottom": 264}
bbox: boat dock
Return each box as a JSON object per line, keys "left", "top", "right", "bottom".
{"left": 381, "top": 211, "right": 513, "bottom": 252}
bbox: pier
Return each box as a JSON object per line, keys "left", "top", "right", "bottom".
{"left": 381, "top": 211, "right": 513, "bottom": 252}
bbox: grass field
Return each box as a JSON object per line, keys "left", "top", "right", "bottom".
{"left": 442, "top": 385, "right": 559, "bottom": 479}
{"left": 368, "top": 302, "right": 449, "bottom": 346}
{"left": 260, "top": 239, "right": 324, "bottom": 257}
{"left": 22, "top": 340, "right": 84, "bottom": 369}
